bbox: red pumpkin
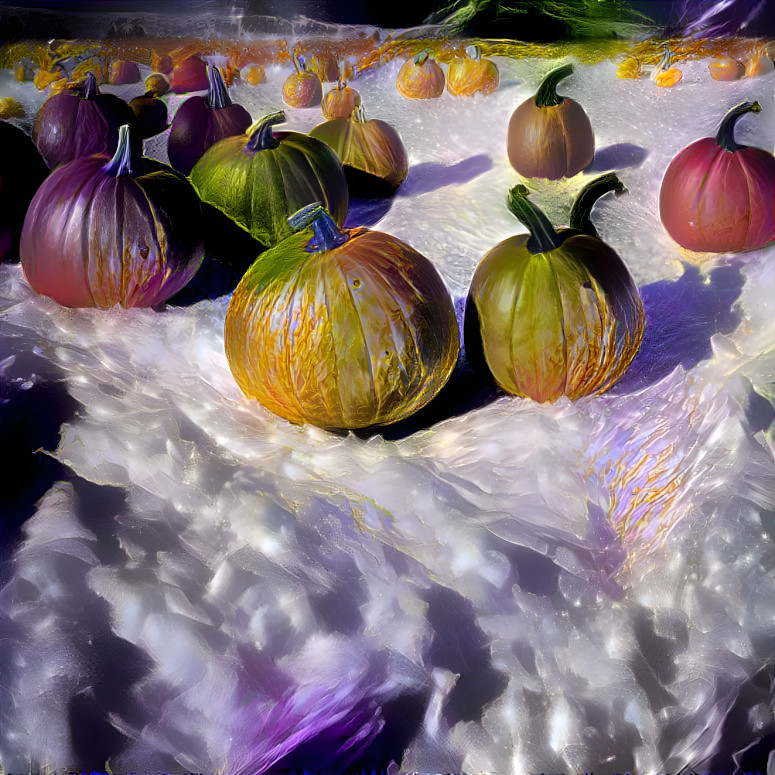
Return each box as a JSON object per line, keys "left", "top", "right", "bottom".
{"left": 506, "top": 62, "right": 594, "bottom": 180}
{"left": 170, "top": 56, "right": 209, "bottom": 94}
{"left": 659, "top": 101, "right": 775, "bottom": 253}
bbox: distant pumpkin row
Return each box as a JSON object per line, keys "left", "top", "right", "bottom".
{"left": 3, "top": 57, "right": 774, "bottom": 431}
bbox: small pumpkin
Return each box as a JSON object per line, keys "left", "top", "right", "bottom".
{"left": 129, "top": 91, "right": 168, "bottom": 140}
{"left": 446, "top": 45, "right": 499, "bottom": 97}
{"left": 465, "top": 175, "right": 644, "bottom": 402}
{"left": 321, "top": 79, "right": 362, "bottom": 119}
{"left": 396, "top": 51, "right": 445, "bottom": 100}
{"left": 170, "top": 55, "right": 209, "bottom": 94}
{"left": 0, "top": 121, "right": 49, "bottom": 262}
{"left": 659, "top": 100, "right": 775, "bottom": 253}
{"left": 32, "top": 70, "right": 136, "bottom": 169}
{"left": 282, "top": 54, "right": 323, "bottom": 109}
{"left": 224, "top": 203, "right": 459, "bottom": 430}
{"left": 20, "top": 124, "right": 204, "bottom": 308}
{"left": 309, "top": 104, "right": 408, "bottom": 197}
{"left": 168, "top": 65, "right": 252, "bottom": 175}
{"left": 652, "top": 45, "right": 682, "bottom": 87}
{"left": 190, "top": 110, "right": 348, "bottom": 247}
{"left": 708, "top": 55, "right": 746, "bottom": 81}
{"left": 109, "top": 60, "right": 141, "bottom": 85}
{"left": 244, "top": 65, "right": 266, "bottom": 85}
{"left": 506, "top": 63, "right": 595, "bottom": 181}
{"left": 145, "top": 72, "right": 171, "bottom": 97}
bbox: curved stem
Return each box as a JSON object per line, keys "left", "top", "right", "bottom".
{"left": 83, "top": 69, "right": 98, "bottom": 100}
{"left": 507, "top": 184, "right": 562, "bottom": 254}
{"left": 246, "top": 111, "right": 285, "bottom": 152}
{"left": 415, "top": 50, "right": 430, "bottom": 67}
{"left": 535, "top": 63, "right": 573, "bottom": 108}
{"left": 206, "top": 65, "right": 232, "bottom": 109}
{"left": 465, "top": 44, "right": 481, "bottom": 61}
{"left": 568, "top": 172, "right": 627, "bottom": 238}
{"left": 288, "top": 203, "right": 349, "bottom": 253}
{"left": 716, "top": 101, "right": 761, "bottom": 152}
{"left": 103, "top": 124, "right": 135, "bottom": 177}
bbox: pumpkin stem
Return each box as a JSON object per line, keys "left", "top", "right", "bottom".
{"left": 507, "top": 184, "right": 563, "bottom": 254}
{"left": 207, "top": 65, "right": 232, "bottom": 109}
{"left": 568, "top": 172, "right": 627, "bottom": 238}
{"left": 103, "top": 124, "right": 135, "bottom": 177}
{"left": 293, "top": 52, "right": 307, "bottom": 73}
{"left": 414, "top": 50, "right": 430, "bottom": 67}
{"left": 535, "top": 63, "right": 574, "bottom": 108}
{"left": 288, "top": 202, "right": 349, "bottom": 252}
{"left": 353, "top": 103, "right": 367, "bottom": 122}
{"left": 246, "top": 111, "right": 285, "bottom": 151}
{"left": 465, "top": 44, "right": 481, "bottom": 61}
{"left": 716, "top": 100, "right": 761, "bottom": 152}
{"left": 83, "top": 69, "right": 97, "bottom": 100}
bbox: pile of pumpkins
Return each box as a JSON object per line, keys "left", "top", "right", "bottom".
{"left": 2, "top": 55, "right": 774, "bottom": 432}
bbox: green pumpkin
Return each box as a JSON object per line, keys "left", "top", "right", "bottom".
{"left": 190, "top": 110, "right": 349, "bottom": 247}
{"left": 465, "top": 174, "right": 644, "bottom": 402}
{"left": 225, "top": 203, "right": 459, "bottom": 430}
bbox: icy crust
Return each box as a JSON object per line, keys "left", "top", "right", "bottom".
{"left": 1, "top": 49, "right": 775, "bottom": 775}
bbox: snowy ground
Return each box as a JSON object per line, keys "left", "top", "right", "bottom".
{"left": 1, "top": 33, "right": 775, "bottom": 775}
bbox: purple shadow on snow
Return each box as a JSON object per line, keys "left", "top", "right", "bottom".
{"left": 397, "top": 154, "right": 492, "bottom": 198}
{"left": 586, "top": 143, "right": 649, "bottom": 173}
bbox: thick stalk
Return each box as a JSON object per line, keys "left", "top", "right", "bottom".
{"left": 288, "top": 203, "right": 349, "bottom": 252}
{"left": 716, "top": 101, "right": 761, "bottom": 152}
{"left": 83, "top": 70, "right": 98, "bottom": 100}
{"left": 507, "top": 184, "right": 562, "bottom": 254}
{"left": 535, "top": 63, "right": 574, "bottom": 108}
{"left": 569, "top": 172, "right": 627, "bottom": 238}
{"left": 103, "top": 124, "right": 134, "bottom": 177}
{"left": 207, "top": 65, "right": 232, "bottom": 109}
{"left": 246, "top": 111, "right": 285, "bottom": 152}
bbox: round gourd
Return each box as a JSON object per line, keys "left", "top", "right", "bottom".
{"left": 659, "top": 101, "right": 775, "bottom": 253}
{"left": 447, "top": 45, "right": 499, "bottom": 97}
{"left": 309, "top": 104, "right": 408, "bottom": 196}
{"left": 506, "top": 63, "right": 595, "bottom": 180}
{"left": 0, "top": 121, "right": 49, "bottom": 262}
{"left": 190, "top": 110, "right": 348, "bottom": 247}
{"left": 170, "top": 55, "right": 209, "bottom": 94}
{"left": 32, "top": 70, "right": 135, "bottom": 169}
{"left": 396, "top": 51, "right": 445, "bottom": 99}
{"left": 20, "top": 124, "right": 204, "bottom": 308}
{"left": 282, "top": 54, "right": 323, "bottom": 109}
{"left": 322, "top": 80, "right": 362, "bottom": 119}
{"left": 465, "top": 176, "right": 644, "bottom": 402}
{"left": 168, "top": 65, "right": 252, "bottom": 175}
{"left": 225, "top": 204, "right": 459, "bottom": 430}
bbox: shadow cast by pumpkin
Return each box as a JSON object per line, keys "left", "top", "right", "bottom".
{"left": 396, "top": 154, "right": 493, "bottom": 197}
{"left": 611, "top": 261, "right": 744, "bottom": 393}
{"left": 586, "top": 143, "right": 649, "bottom": 172}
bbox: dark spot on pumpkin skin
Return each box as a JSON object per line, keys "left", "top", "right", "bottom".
{"left": 352, "top": 278, "right": 361, "bottom": 288}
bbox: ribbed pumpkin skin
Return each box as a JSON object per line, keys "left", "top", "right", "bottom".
{"left": 507, "top": 97, "right": 594, "bottom": 180}
{"left": 468, "top": 232, "right": 644, "bottom": 402}
{"left": 190, "top": 130, "right": 348, "bottom": 246}
{"left": 225, "top": 228, "right": 459, "bottom": 429}
{"left": 659, "top": 139, "right": 775, "bottom": 253}
{"left": 396, "top": 57, "right": 445, "bottom": 99}
{"left": 20, "top": 156, "right": 203, "bottom": 308}
{"left": 309, "top": 116, "right": 408, "bottom": 189}
{"left": 447, "top": 58, "right": 499, "bottom": 96}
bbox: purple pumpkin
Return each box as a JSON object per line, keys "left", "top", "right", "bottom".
{"left": 32, "top": 70, "right": 135, "bottom": 169}
{"left": 20, "top": 124, "right": 204, "bottom": 308}
{"left": 168, "top": 64, "right": 253, "bottom": 175}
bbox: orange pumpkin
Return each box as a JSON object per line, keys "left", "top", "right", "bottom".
{"left": 446, "top": 45, "right": 499, "bottom": 97}
{"left": 708, "top": 56, "right": 745, "bottom": 81}
{"left": 282, "top": 54, "right": 322, "bottom": 108}
{"left": 396, "top": 51, "right": 445, "bottom": 100}
{"left": 652, "top": 45, "right": 683, "bottom": 88}
{"left": 321, "top": 80, "right": 361, "bottom": 119}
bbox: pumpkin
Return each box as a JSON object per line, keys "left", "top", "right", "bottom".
{"left": 0, "top": 121, "right": 49, "bottom": 262}
{"left": 244, "top": 65, "right": 266, "bottom": 85}
{"left": 282, "top": 54, "right": 323, "bottom": 109}
{"left": 32, "top": 70, "right": 136, "bottom": 169}
{"left": 446, "top": 45, "right": 499, "bottom": 97}
{"left": 321, "top": 80, "right": 362, "bottom": 119}
{"left": 708, "top": 55, "right": 746, "bottom": 81}
{"left": 151, "top": 51, "right": 173, "bottom": 75}
{"left": 506, "top": 62, "right": 595, "bottom": 180}
{"left": 129, "top": 91, "right": 168, "bottom": 140}
{"left": 652, "top": 45, "right": 683, "bottom": 87}
{"left": 309, "top": 104, "right": 408, "bottom": 197}
{"left": 465, "top": 176, "right": 644, "bottom": 402}
{"left": 168, "top": 65, "right": 252, "bottom": 175}
{"left": 224, "top": 203, "right": 459, "bottom": 430}
{"left": 20, "top": 124, "right": 204, "bottom": 308}
{"left": 396, "top": 51, "right": 445, "bottom": 99}
{"left": 659, "top": 100, "right": 775, "bottom": 253}
{"left": 145, "top": 72, "right": 171, "bottom": 96}
{"left": 190, "top": 110, "right": 348, "bottom": 247}
{"left": 109, "top": 60, "right": 141, "bottom": 85}
{"left": 170, "top": 55, "right": 209, "bottom": 94}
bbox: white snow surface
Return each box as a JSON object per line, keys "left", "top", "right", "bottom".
{"left": 1, "top": 35, "right": 775, "bottom": 775}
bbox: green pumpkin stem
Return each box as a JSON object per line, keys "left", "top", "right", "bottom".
{"left": 207, "top": 65, "right": 232, "bottom": 110}
{"left": 246, "top": 111, "right": 285, "bottom": 152}
{"left": 716, "top": 101, "right": 761, "bottom": 152}
{"left": 415, "top": 50, "right": 430, "bottom": 67}
{"left": 465, "top": 44, "right": 481, "bottom": 61}
{"left": 568, "top": 172, "right": 627, "bottom": 238}
{"left": 103, "top": 124, "right": 135, "bottom": 177}
{"left": 83, "top": 70, "right": 98, "bottom": 100}
{"left": 288, "top": 203, "right": 349, "bottom": 252}
{"left": 535, "top": 63, "right": 574, "bottom": 108}
{"left": 507, "top": 184, "right": 563, "bottom": 254}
